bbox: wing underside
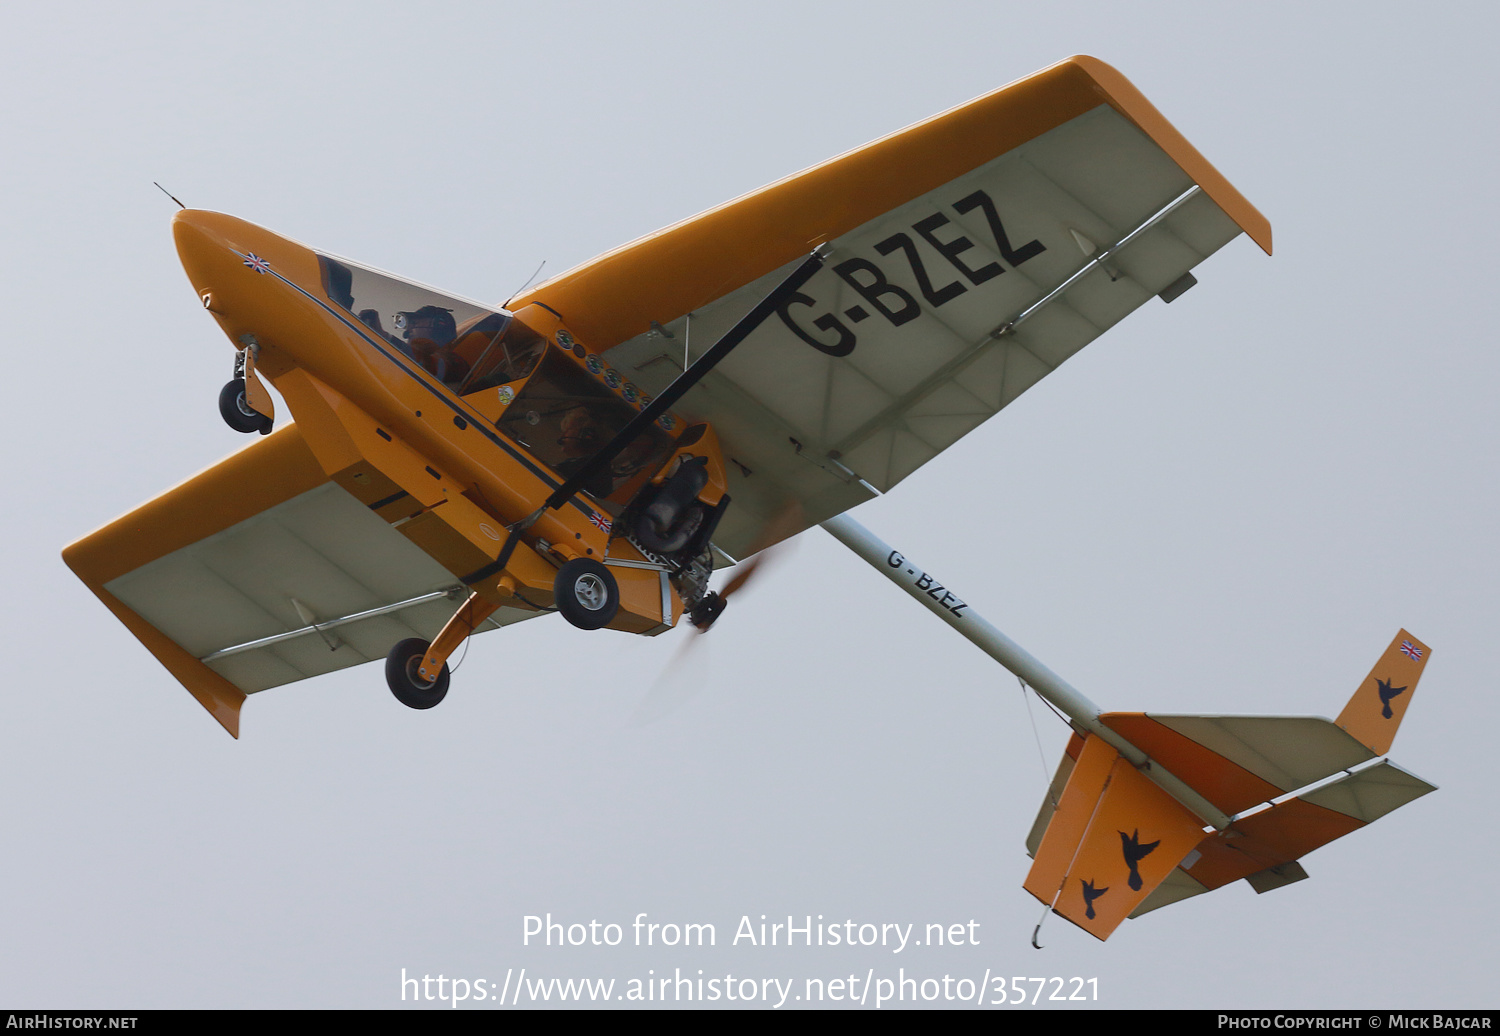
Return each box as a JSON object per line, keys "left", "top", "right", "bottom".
{"left": 104, "top": 479, "right": 542, "bottom": 694}
{"left": 511, "top": 57, "right": 1270, "bottom": 557}
{"left": 64, "top": 426, "right": 545, "bottom": 736}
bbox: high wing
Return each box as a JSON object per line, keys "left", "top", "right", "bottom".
{"left": 65, "top": 55, "right": 1269, "bottom": 736}
{"left": 510, "top": 55, "right": 1270, "bottom": 558}
{"left": 62, "top": 425, "right": 549, "bottom": 738}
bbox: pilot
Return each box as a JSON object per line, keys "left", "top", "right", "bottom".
{"left": 323, "top": 259, "right": 356, "bottom": 310}
{"left": 398, "top": 306, "right": 467, "bottom": 386}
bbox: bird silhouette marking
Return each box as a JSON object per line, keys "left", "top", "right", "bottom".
{"left": 1376, "top": 676, "right": 1407, "bottom": 719}
{"left": 1119, "top": 829, "right": 1160, "bottom": 892}
{"left": 1081, "top": 879, "right": 1109, "bottom": 920}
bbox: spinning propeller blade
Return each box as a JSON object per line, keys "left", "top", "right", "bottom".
{"left": 687, "top": 502, "right": 804, "bottom": 632}
{"left": 632, "top": 504, "right": 805, "bottom": 723}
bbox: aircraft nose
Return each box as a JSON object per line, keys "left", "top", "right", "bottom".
{"left": 170, "top": 209, "right": 312, "bottom": 313}
{"left": 171, "top": 207, "right": 259, "bottom": 247}
{"left": 172, "top": 209, "right": 237, "bottom": 299}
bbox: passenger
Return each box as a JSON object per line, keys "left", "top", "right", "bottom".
{"left": 557, "top": 405, "right": 606, "bottom": 458}
{"left": 555, "top": 405, "right": 617, "bottom": 498}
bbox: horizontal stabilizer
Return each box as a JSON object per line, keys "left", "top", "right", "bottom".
{"left": 1130, "top": 866, "right": 1210, "bottom": 917}
{"left": 1032, "top": 631, "right": 1436, "bottom": 934}
{"left": 1100, "top": 712, "right": 1377, "bottom": 815}
{"left": 1298, "top": 758, "right": 1436, "bottom": 822}
{"left": 1132, "top": 760, "right": 1435, "bottom": 915}
{"left": 1024, "top": 733, "right": 1207, "bottom": 940}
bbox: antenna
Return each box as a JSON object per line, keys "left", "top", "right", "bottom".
{"left": 502, "top": 259, "right": 547, "bottom": 309}
{"left": 153, "top": 182, "right": 186, "bottom": 209}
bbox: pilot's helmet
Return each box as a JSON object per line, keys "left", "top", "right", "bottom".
{"left": 395, "top": 305, "right": 456, "bottom": 346}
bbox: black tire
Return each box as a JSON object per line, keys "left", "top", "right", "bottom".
{"left": 385, "top": 638, "right": 449, "bottom": 710}
{"left": 554, "top": 558, "right": 619, "bottom": 630}
{"left": 219, "top": 378, "right": 272, "bottom": 434}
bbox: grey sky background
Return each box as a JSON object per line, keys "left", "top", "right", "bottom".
{"left": 2, "top": 1, "right": 1494, "bottom": 1009}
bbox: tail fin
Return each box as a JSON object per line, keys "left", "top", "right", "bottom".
{"left": 1335, "top": 629, "right": 1429, "bottom": 754}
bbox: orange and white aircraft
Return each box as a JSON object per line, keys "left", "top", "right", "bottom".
{"left": 66, "top": 55, "right": 1272, "bottom": 742}
{"left": 63, "top": 54, "right": 1435, "bottom": 941}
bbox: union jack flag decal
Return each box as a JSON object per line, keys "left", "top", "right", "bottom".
{"left": 589, "top": 513, "right": 613, "bottom": 533}
{"left": 242, "top": 252, "right": 272, "bottom": 274}
{"left": 1400, "top": 640, "right": 1423, "bottom": 661}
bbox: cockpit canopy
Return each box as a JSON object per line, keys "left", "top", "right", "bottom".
{"left": 318, "top": 255, "right": 544, "bottom": 394}
{"left": 316, "top": 254, "right": 674, "bottom": 504}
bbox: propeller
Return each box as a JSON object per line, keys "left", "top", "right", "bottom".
{"left": 686, "top": 501, "right": 805, "bottom": 632}
{"left": 629, "top": 502, "right": 804, "bottom": 725}
{"left": 629, "top": 633, "right": 711, "bottom": 726}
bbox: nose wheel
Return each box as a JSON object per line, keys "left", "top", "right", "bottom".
{"left": 688, "top": 590, "right": 726, "bottom": 631}
{"left": 218, "top": 378, "right": 272, "bottom": 435}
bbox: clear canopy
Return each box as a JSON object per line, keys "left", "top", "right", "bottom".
{"left": 318, "top": 255, "right": 543, "bottom": 394}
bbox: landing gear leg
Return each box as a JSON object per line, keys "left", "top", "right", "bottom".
{"left": 385, "top": 591, "right": 501, "bottom": 709}
{"left": 219, "top": 343, "right": 275, "bottom": 435}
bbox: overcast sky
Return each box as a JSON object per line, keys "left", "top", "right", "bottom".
{"left": 3, "top": 0, "right": 1495, "bottom": 1010}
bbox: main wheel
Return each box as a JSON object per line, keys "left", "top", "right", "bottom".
{"left": 385, "top": 638, "right": 449, "bottom": 709}
{"left": 554, "top": 558, "right": 619, "bottom": 630}
{"left": 219, "top": 378, "right": 272, "bottom": 434}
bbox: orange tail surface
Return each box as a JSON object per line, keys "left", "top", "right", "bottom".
{"left": 1025, "top": 631, "right": 1436, "bottom": 940}
{"left": 1336, "top": 629, "right": 1429, "bottom": 755}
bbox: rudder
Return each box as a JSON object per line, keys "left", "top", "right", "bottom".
{"left": 1335, "top": 629, "right": 1429, "bottom": 755}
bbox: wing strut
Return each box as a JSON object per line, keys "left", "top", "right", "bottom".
{"left": 542, "top": 248, "right": 830, "bottom": 513}
{"left": 992, "top": 185, "right": 1202, "bottom": 339}
{"left": 199, "top": 587, "right": 463, "bottom": 662}
{"left": 462, "top": 249, "right": 831, "bottom": 592}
